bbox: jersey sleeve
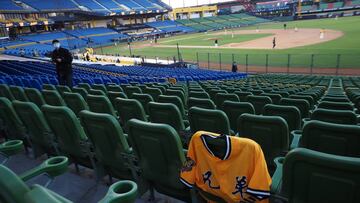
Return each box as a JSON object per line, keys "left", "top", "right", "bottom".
{"left": 180, "top": 133, "right": 199, "bottom": 188}
{"left": 246, "top": 144, "right": 272, "bottom": 201}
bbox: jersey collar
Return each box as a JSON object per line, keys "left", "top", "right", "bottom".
{"left": 200, "top": 133, "right": 231, "bottom": 160}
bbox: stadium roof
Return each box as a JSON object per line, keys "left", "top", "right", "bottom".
{"left": 162, "top": 0, "right": 236, "bottom": 8}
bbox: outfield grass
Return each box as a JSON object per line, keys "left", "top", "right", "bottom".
{"left": 95, "top": 16, "right": 360, "bottom": 69}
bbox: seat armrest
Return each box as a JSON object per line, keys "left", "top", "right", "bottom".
{"left": 26, "top": 184, "right": 72, "bottom": 203}
{"left": 20, "top": 156, "right": 68, "bottom": 182}
{"left": 302, "top": 118, "right": 311, "bottom": 127}
{"left": 0, "top": 140, "right": 24, "bottom": 156}
{"left": 290, "top": 130, "right": 302, "bottom": 150}
{"left": 270, "top": 157, "right": 284, "bottom": 194}
{"left": 99, "top": 180, "right": 138, "bottom": 203}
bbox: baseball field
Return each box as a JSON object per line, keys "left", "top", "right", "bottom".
{"left": 95, "top": 15, "right": 360, "bottom": 74}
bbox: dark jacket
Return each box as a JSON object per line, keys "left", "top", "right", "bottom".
{"left": 51, "top": 47, "right": 73, "bottom": 75}
{"left": 232, "top": 63, "right": 238, "bottom": 72}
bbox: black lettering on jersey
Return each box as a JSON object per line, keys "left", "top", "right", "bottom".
{"left": 203, "top": 171, "right": 220, "bottom": 189}
{"left": 232, "top": 176, "right": 248, "bottom": 199}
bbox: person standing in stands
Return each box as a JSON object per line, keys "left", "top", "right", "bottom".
{"left": 232, "top": 61, "right": 238, "bottom": 73}
{"left": 272, "top": 37, "right": 276, "bottom": 49}
{"left": 51, "top": 40, "right": 73, "bottom": 87}
{"left": 215, "top": 39, "right": 218, "bottom": 47}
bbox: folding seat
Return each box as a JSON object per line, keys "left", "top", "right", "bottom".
{"left": 290, "top": 94, "right": 315, "bottom": 109}
{"left": 88, "top": 89, "right": 106, "bottom": 96}
{"left": 143, "top": 87, "right": 162, "bottom": 101}
{"left": 271, "top": 148, "right": 360, "bottom": 203}
{"left": 250, "top": 89, "right": 264, "bottom": 95}
{"left": 0, "top": 84, "right": 15, "bottom": 100}
{"left": 107, "top": 91, "right": 127, "bottom": 106}
{"left": 152, "top": 85, "right": 166, "bottom": 94}
{"left": 214, "top": 93, "right": 240, "bottom": 108}
{"left": 166, "top": 89, "right": 186, "bottom": 107}
{"left": 63, "top": 92, "right": 89, "bottom": 116}
{"left": 132, "top": 93, "right": 154, "bottom": 115}
{"left": 42, "top": 90, "right": 67, "bottom": 106}
{"left": 0, "top": 97, "right": 27, "bottom": 140}
{"left": 124, "top": 86, "right": 142, "bottom": 98}
{"left": 106, "top": 85, "right": 123, "bottom": 92}
{"left": 87, "top": 95, "right": 117, "bottom": 117}
{"left": 138, "top": 84, "right": 147, "bottom": 92}
{"left": 317, "top": 101, "right": 355, "bottom": 111}
{"left": 261, "top": 93, "right": 282, "bottom": 104}
{"left": 56, "top": 85, "right": 72, "bottom": 96}
{"left": 77, "top": 83, "right": 91, "bottom": 92}
{"left": 234, "top": 91, "right": 253, "bottom": 102}
{"left": 148, "top": 102, "right": 189, "bottom": 137}
{"left": 295, "top": 120, "right": 360, "bottom": 157}
{"left": 42, "top": 105, "right": 94, "bottom": 170}
{"left": 188, "top": 97, "right": 216, "bottom": 110}
{"left": 13, "top": 101, "right": 57, "bottom": 157}
{"left": 279, "top": 98, "right": 310, "bottom": 119}
{"left": 309, "top": 108, "right": 359, "bottom": 125}
{"left": 188, "top": 91, "right": 210, "bottom": 99}
{"left": 246, "top": 95, "right": 272, "bottom": 115}
{"left": 79, "top": 110, "right": 135, "bottom": 180}
{"left": 126, "top": 119, "right": 191, "bottom": 202}
{"left": 188, "top": 107, "right": 231, "bottom": 135}
{"left": 43, "top": 84, "right": 57, "bottom": 91}
{"left": 92, "top": 84, "right": 108, "bottom": 94}
{"left": 237, "top": 113, "right": 288, "bottom": 171}
{"left": 271, "top": 91, "right": 290, "bottom": 98}
{"left": 9, "top": 86, "right": 28, "bottom": 101}
{"left": 263, "top": 104, "right": 301, "bottom": 132}
{"left": 114, "top": 98, "right": 147, "bottom": 126}
{"left": 158, "top": 95, "right": 187, "bottom": 119}
{"left": 208, "top": 89, "right": 227, "bottom": 101}
{"left": 322, "top": 96, "right": 350, "bottom": 103}
{"left": 221, "top": 101, "right": 255, "bottom": 132}
{"left": 72, "top": 87, "right": 88, "bottom": 99}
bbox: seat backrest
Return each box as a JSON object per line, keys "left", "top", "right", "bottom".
{"left": 279, "top": 98, "right": 310, "bottom": 119}
{"left": 188, "top": 107, "right": 231, "bottom": 135}
{"left": 214, "top": 93, "right": 240, "bottom": 108}
{"left": 92, "top": 84, "right": 108, "bottom": 94}
{"left": 237, "top": 113, "right": 289, "bottom": 168}
{"left": 127, "top": 119, "right": 186, "bottom": 189}
{"left": 0, "top": 84, "right": 15, "bottom": 100}
{"left": 72, "top": 87, "right": 88, "bottom": 99}
{"left": 208, "top": 89, "right": 227, "bottom": 101}
{"left": 148, "top": 102, "right": 185, "bottom": 131}
{"left": 88, "top": 89, "right": 106, "bottom": 96}
{"left": 301, "top": 120, "right": 360, "bottom": 157}
{"left": 132, "top": 93, "right": 154, "bottom": 114}
{"left": 77, "top": 83, "right": 91, "bottom": 91}
{"left": 0, "top": 97, "right": 25, "bottom": 140}
{"left": 107, "top": 91, "right": 127, "bottom": 106}
{"left": 311, "top": 108, "right": 358, "bottom": 125}
{"left": 188, "top": 97, "right": 216, "bottom": 110}
{"left": 42, "top": 105, "right": 88, "bottom": 158}
{"left": 158, "top": 95, "right": 186, "bottom": 118}
{"left": 282, "top": 148, "right": 360, "bottom": 203}
{"left": 43, "top": 84, "right": 57, "bottom": 91}
{"left": 166, "top": 89, "right": 186, "bottom": 106}
{"left": 221, "top": 101, "right": 255, "bottom": 132}
{"left": 263, "top": 104, "right": 301, "bottom": 132}
{"left": 246, "top": 95, "right": 273, "bottom": 115}
{"left": 9, "top": 86, "right": 28, "bottom": 102}
{"left": 289, "top": 95, "right": 314, "bottom": 108}
{"left": 13, "top": 101, "right": 52, "bottom": 147}
{"left": 42, "top": 90, "right": 66, "bottom": 106}
{"left": 189, "top": 91, "right": 210, "bottom": 99}
{"left": 143, "top": 87, "right": 162, "bottom": 101}
{"left": 0, "top": 164, "right": 30, "bottom": 203}
{"left": 322, "top": 96, "right": 350, "bottom": 103}
{"left": 234, "top": 91, "right": 253, "bottom": 102}
{"left": 317, "top": 101, "right": 354, "bottom": 111}
{"left": 114, "top": 98, "right": 147, "bottom": 126}
{"left": 87, "top": 95, "right": 117, "bottom": 117}
{"left": 79, "top": 110, "right": 130, "bottom": 172}
{"left": 106, "top": 85, "right": 123, "bottom": 93}
{"left": 124, "top": 86, "right": 142, "bottom": 98}
{"left": 56, "top": 85, "right": 72, "bottom": 96}
{"left": 261, "top": 93, "right": 282, "bottom": 104}
{"left": 63, "top": 92, "right": 89, "bottom": 116}
{"left": 24, "top": 88, "right": 46, "bottom": 108}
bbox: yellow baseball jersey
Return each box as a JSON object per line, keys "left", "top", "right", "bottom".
{"left": 180, "top": 131, "right": 271, "bottom": 203}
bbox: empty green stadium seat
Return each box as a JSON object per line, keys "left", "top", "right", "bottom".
{"left": 188, "top": 91, "right": 210, "bottom": 99}
{"left": 310, "top": 108, "right": 359, "bottom": 125}
{"left": 88, "top": 89, "right": 106, "bottom": 96}
{"left": 42, "top": 90, "right": 67, "bottom": 106}
{"left": 124, "top": 86, "right": 142, "bottom": 98}
{"left": 126, "top": 119, "right": 191, "bottom": 202}
{"left": 92, "top": 84, "right": 108, "bottom": 94}
{"left": 10, "top": 86, "right": 28, "bottom": 101}
{"left": 80, "top": 110, "right": 134, "bottom": 180}
{"left": 166, "top": 89, "right": 186, "bottom": 107}
{"left": 13, "top": 101, "right": 57, "bottom": 157}
{"left": 214, "top": 93, "right": 240, "bottom": 108}
{"left": 0, "top": 97, "right": 26, "bottom": 140}
{"left": 158, "top": 95, "right": 187, "bottom": 119}
{"left": 234, "top": 91, "right": 253, "bottom": 101}
{"left": 279, "top": 98, "right": 310, "bottom": 119}
{"left": 317, "top": 101, "right": 355, "bottom": 111}
{"left": 143, "top": 87, "right": 162, "bottom": 101}
{"left": 108, "top": 91, "right": 127, "bottom": 106}
{"left": 290, "top": 95, "right": 315, "bottom": 108}
{"left": 43, "top": 84, "right": 57, "bottom": 91}
{"left": 24, "top": 88, "right": 46, "bottom": 108}
{"left": 114, "top": 98, "right": 147, "bottom": 126}
{"left": 106, "top": 85, "right": 123, "bottom": 93}
{"left": 63, "top": 92, "right": 89, "bottom": 116}
{"left": 188, "top": 97, "right": 216, "bottom": 110}
{"left": 261, "top": 93, "right": 282, "bottom": 104}
{"left": 148, "top": 102, "right": 187, "bottom": 132}
{"left": 77, "top": 83, "right": 91, "bottom": 92}
{"left": 131, "top": 93, "right": 154, "bottom": 115}
{"left": 87, "top": 95, "right": 117, "bottom": 117}
{"left": 188, "top": 107, "right": 231, "bottom": 135}
{"left": 72, "top": 87, "right": 88, "bottom": 99}
{"left": 221, "top": 101, "right": 255, "bottom": 132}
{"left": 246, "top": 95, "right": 273, "bottom": 115}
{"left": 0, "top": 84, "right": 15, "bottom": 100}
{"left": 237, "top": 113, "right": 289, "bottom": 170}
{"left": 56, "top": 85, "right": 72, "bottom": 96}
{"left": 263, "top": 104, "right": 301, "bottom": 132}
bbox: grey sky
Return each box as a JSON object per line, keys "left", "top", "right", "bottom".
{"left": 161, "top": 0, "right": 235, "bottom": 8}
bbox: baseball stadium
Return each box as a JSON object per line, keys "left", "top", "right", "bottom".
{"left": 0, "top": 0, "right": 359, "bottom": 202}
